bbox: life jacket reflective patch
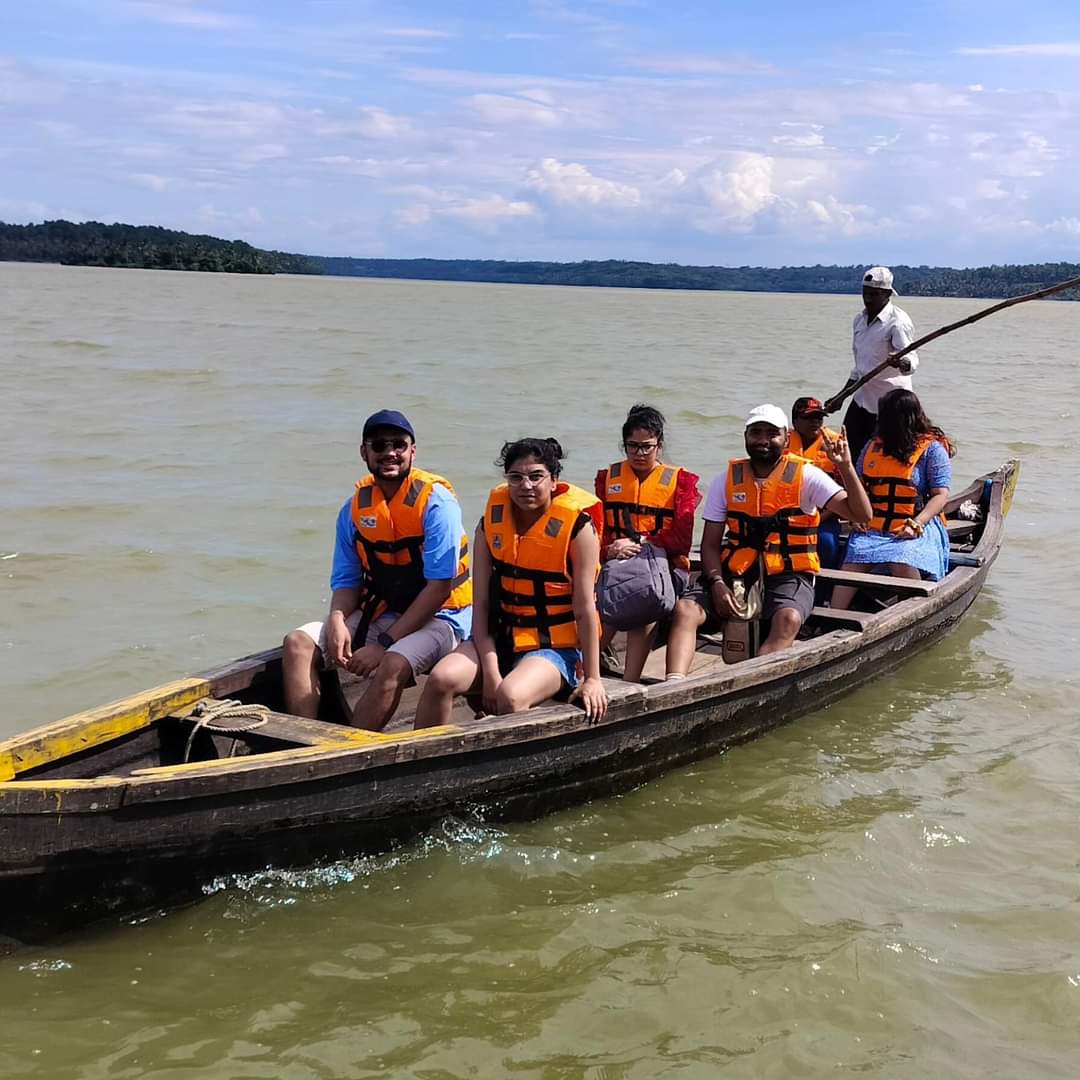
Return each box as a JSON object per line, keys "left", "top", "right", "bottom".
{"left": 599, "top": 460, "right": 688, "bottom": 571}
{"left": 720, "top": 454, "right": 820, "bottom": 577}
{"left": 863, "top": 436, "right": 938, "bottom": 534}
{"left": 789, "top": 427, "right": 840, "bottom": 474}
{"left": 351, "top": 466, "right": 472, "bottom": 613}
{"left": 483, "top": 482, "right": 602, "bottom": 653}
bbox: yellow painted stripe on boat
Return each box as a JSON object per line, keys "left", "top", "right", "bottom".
{"left": 1, "top": 678, "right": 212, "bottom": 775}
{"left": 0, "top": 751, "right": 14, "bottom": 783}
{"left": 127, "top": 724, "right": 463, "bottom": 777}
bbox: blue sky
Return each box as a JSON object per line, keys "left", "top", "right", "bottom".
{"left": 4, "top": 0, "right": 1080, "bottom": 265}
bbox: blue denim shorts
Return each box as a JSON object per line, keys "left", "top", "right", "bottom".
{"left": 509, "top": 647, "right": 582, "bottom": 689}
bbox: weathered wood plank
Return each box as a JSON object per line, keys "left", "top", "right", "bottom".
{"left": 0, "top": 678, "right": 213, "bottom": 775}
{"left": 815, "top": 568, "right": 935, "bottom": 595}
{"left": 809, "top": 606, "right": 873, "bottom": 630}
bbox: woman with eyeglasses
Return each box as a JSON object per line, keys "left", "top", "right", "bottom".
{"left": 415, "top": 437, "right": 608, "bottom": 727}
{"left": 595, "top": 404, "right": 701, "bottom": 682}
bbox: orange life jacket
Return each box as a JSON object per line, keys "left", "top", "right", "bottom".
{"left": 863, "top": 436, "right": 944, "bottom": 534}
{"left": 483, "top": 482, "right": 603, "bottom": 653}
{"left": 720, "top": 453, "right": 821, "bottom": 577}
{"left": 351, "top": 467, "right": 472, "bottom": 613}
{"left": 598, "top": 460, "right": 690, "bottom": 571}
{"left": 788, "top": 427, "right": 840, "bottom": 474}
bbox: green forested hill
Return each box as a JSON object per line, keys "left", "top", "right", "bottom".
{"left": 3, "top": 219, "right": 1077, "bottom": 298}
{"left": 0, "top": 220, "right": 320, "bottom": 275}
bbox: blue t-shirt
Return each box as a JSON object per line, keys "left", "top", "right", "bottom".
{"left": 330, "top": 482, "right": 472, "bottom": 639}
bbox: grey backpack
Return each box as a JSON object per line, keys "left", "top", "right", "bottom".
{"left": 596, "top": 541, "right": 676, "bottom": 630}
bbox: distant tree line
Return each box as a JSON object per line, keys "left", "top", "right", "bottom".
{"left": 0, "top": 220, "right": 321, "bottom": 275}
{"left": 316, "top": 256, "right": 1080, "bottom": 299}
{"left": 3, "top": 219, "right": 1078, "bottom": 298}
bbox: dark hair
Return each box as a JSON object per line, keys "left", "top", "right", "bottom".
{"left": 496, "top": 437, "right": 564, "bottom": 477}
{"left": 875, "top": 389, "right": 954, "bottom": 462}
{"left": 621, "top": 403, "right": 665, "bottom": 445}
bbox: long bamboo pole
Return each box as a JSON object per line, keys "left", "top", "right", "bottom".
{"left": 823, "top": 274, "right": 1080, "bottom": 415}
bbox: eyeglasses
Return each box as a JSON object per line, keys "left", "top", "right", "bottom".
{"left": 624, "top": 441, "right": 659, "bottom": 455}
{"left": 366, "top": 437, "right": 411, "bottom": 453}
{"left": 506, "top": 470, "right": 551, "bottom": 487}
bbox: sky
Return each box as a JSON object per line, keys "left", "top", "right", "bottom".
{"left": 4, "top": 0, "right": 1080, "bottom": 266}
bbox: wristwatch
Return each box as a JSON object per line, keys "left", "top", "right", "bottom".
{"left": 376, "top": 630, "right": 396, "bottom": 649}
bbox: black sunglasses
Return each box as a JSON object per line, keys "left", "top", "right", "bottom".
{"left": 367, "top": 436, "right": 411, "bottom": 453}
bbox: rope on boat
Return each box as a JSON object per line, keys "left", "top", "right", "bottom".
{"left": 182, "top": 698, "right": 271, "bottom": 763}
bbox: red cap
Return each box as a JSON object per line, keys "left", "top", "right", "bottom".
{"left": 793, "top": 397, "right": 825, "bottom": 418}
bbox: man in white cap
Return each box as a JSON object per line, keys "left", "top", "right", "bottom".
{"left": 664, "top": 405, "right": 871, "bottom": 672}
{"left": 840, "top": 266, "right": 920, "bottom": 462}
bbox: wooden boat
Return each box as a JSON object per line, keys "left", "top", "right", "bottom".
{"left": 0, "top": 462, "right": 1018, "bottom": 938}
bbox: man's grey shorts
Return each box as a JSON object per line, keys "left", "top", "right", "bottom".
{"left": 295, "top": 610, "right": 459, "bottom": 677}
{"left": 684, "top": 571, "right": 816, "bottom": 631}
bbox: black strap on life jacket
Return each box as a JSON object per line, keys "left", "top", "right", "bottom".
{"left": 489, "top": 556, "right": 574, "bottom": 649}
{"left": 725, "top": 508, "right": 817, "bottom": 573}
{"left": 870, "top": 477, "right": 922, "bottom": 534}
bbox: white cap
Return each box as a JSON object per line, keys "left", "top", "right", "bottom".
{"left": 744, "top": 404, "right": 789, "bottom": 430}
{"left": 862, "top": 266, "right": 895, "bottom": 293}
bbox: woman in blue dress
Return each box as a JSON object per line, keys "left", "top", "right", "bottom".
{"left": 830, "top": 389, "right": 953, "bottom": 611}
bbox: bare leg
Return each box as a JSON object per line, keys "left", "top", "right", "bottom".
{"left": 414, "top": 643, "right": 481, "bottom": 729}
{"left": 829, "top": 562, "right": 872, "bottom": 611}
{"left": 758, "top": 608, "right": 803, "bottom": 655}
{"left": 350, "top": 652, "right": 414, "bottom": 731}
{"left": 665, "top": 598, "right": 708, "bottom": 677}
{"left": 600, "top": 623, "right": 616, "bottom": 650}
{"left": 886, "top": 562, "right": 921, "bottom": 579}
{"left": 494, "top": 656, "right": 564, "bottom": 714}
{"left": 623, "top": 623, "right": 657, "bottom": 683}
{"left": 282, "top": 630, "right": 322, "bottom": 718}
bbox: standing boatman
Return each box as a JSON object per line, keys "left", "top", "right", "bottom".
{"left": 837, "top": 266, "right": 920, "bottom": 463}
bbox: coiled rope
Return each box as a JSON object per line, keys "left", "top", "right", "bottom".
{"left": 182, "top": 698, "right": 271, "bottom": 763}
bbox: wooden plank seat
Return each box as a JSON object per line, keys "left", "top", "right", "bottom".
{"left": 808, "top": 606, "right": 873, "bottom": 630}
{"left": 815, "top": 568, "right": 936, "bottom": 596}
{"left": 946, "top": 519, "right": 979, "bottom": 540}
{"left": 168, "top": 703, "right": 366, "bottom": 748}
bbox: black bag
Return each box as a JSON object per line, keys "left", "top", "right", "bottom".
{"left": 596, "top": 541, "right": 676, "bottom": 631}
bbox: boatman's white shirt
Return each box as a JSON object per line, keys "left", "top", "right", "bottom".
{"left": 851, "top": 301, "right": 919, "bottom": 413}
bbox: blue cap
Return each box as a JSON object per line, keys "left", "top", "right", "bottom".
{"left": 362, "top": 409, "right": 415, "bottom": 440}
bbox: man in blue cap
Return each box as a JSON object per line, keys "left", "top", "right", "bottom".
{"left": 283, "top": 410, "right": 473, "bottom": 729}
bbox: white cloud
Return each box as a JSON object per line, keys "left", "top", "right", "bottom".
{"left": 383, "top": 27, "right": 453, "bottom": 39}
{"left": 525, "top": 158, "right": 641, "bottom": 207}
{"left": 440, "top": 194, "right": 537, "bottom": 225}
{"left": 129, "top": 172, "right": 170, "bottom": 192}
{"left": 697, "top": 153, "right": 777, "bottom": 222}
{"left": 119, "top": 1, "right": 245, "bottom": 31}
{"left": 156, "top": 101, "right": 288, "bottom": 140}
{"left": 1046, "top": 217, "right": 1080, "bottom": 237}
{"left": 626, "top": 53, "right": 777, "bottom": 76}
{"left": 956, "top": 42, "right": 1080, "bottom": 57}
{"left": 973, "top": 178, "right": 1009, "bottom": 200}
{"left": 772, "top": 123, "right": 826, "bottom": 149}
{"left": 352, "top": 106, "right": 414, "bottom": 140}
{"left": 466, "top": 93, "right": 563, "bottom": 128}
{"left": 196, "top": 204, "right": 264, "bottom": 230}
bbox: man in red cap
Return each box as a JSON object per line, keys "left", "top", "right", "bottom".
{"left": 790, "top": 396, "right": 845, "bottom": 569}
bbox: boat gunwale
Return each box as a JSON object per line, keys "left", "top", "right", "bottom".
{"left": 0, "top": 461, "right": 1015, "bottom": 808}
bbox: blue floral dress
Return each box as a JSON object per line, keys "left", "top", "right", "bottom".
{"left": 844, "top": 440, "right": 952, "bottom": 580}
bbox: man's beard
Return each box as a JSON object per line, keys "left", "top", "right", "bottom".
{"left": 748, "top": 445, "right": 782, "bottom": 465}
